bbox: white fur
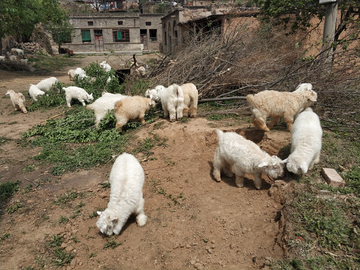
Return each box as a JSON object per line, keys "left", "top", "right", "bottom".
{"left": 180, "top": 83, "right": 198, "bottom": 117}
{"left": 86, "top": 93, "right": 127, "bottom": 128}
{"left": 36, "top": 77, "right": 59, "bottom": 92}
{"left": 100, "top": 61, "right": 112, "bottom": 72}
{"left": 114, "top": 96, "right": 156, "bottom": 132}
{"left": 0, "top": 56, "right": 5, "bottom": 61}
{"left": 62, "top": 86, "right": 93, "bottom": 107}
{"left": 28, "top": 84, "right": 45, "bottom": 101}
{"left": 6, "top": 90, "right": 27, "bottom": 113}
{"left": 74, "top": 67, "right": 87, "bottom": 80}
{"left": 96, "top": 153, "right": 147, "bottom": 236}
{"left": 147, "top": 84, "right": 184, "bottom": 121}
{"left": 246, "top": 83, "right": 317, "bottom": 131}
{"left": 213, "top": 129, "right": 286, "bottom": 189}
{"left": 68, "top": 69, "right": 76, "bottom": 81}
{"left": 9, "top": 55, "right": 17, "bottom": 61}
{"left": 286, "top": 108, "right": 323, "bottom": 174}
{"left": 10, "top": 48, "right": 24, "bottom": 55}
{"left": 136, "top": 66, "right": 146, "bottom": 77}
{"left": 20, "top": 58, "right": 28, "bottom": 65}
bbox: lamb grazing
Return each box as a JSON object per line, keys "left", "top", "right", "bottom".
{"left": 62, "top": 86, "right": 93, "bottom": 107}
{"left": 28, "top": 84, "right": 45, "bottom": 101}
{"left": 10, "top": 48, "right": 24, "bottom": 56}
{"left": 213, "top": 129, "right": 286, "bottom": 190}
{"left": 86, "top": 92, "right": 127, "bottom": 128}
{"left": 246, "top": 83, "right": 317, "bottom": 132}
{"left": 96, "top": 153, "right": 147, "bottom": 236}
{"left": 148, "top": 84, "right": 184, "bottom": 121}
{"left": 36, "top": 77, "right": 59, "bottom": 92}
{"left": 114, "top": 96, "right": 155, "bottom": 132}
{"left": 5, "top": 90, "right": 27, "bottom": 113}
{"left": 74, "top": 67, "right": 87, "bottom": 80}
{"left": 145, "top": 85, "right": 165, "bottom": 102}
{"left": 100, "top": 61, "right": 112, "bottom": 72}
{"left": 286, "top": 108, "right": 323, "bottom": 174}
{"left": 67, "top": 69, "right": 76, "bottom": 81}
{"left": 180, "top": 83, "right": 198, "bottom": 118}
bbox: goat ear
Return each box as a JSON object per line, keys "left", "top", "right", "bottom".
{"left": 300, "top": 162, "right": 308, "bottom": 174}
{"left": 97, "top": 211, "right": 102, "bottom": 216}
{"left": 258, "top": 161, "right": 268, "bottom": 168}
{"left": 309, "top": 92, "right": 317, "bottom": 102}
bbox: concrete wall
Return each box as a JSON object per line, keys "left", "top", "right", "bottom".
{"left": 139, "top": 14, "right": 164, "bottom": 51}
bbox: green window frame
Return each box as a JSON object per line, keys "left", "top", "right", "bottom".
{"left": 81, "top": 30, "right": 91, "bottom": 43}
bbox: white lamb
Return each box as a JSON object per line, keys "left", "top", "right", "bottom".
{"left": 62, "top": 86, "right": 94, "bottom": 107}
{"left": 147, "top": 84, "right": 184, "bottom": 121}
{"left": 213, "top": 129, "right": 286, "bottom": 190}
{"left": 74, "top": 67, "right": 87, "bottom": 80}
{"left": 0, "top": 56, "right": 6, "bottom": 61}
{"left": 114, "top": 96, "right": 156, "bottom": 132}
{"left": 144, "top": 85, "right": 165, "bottom": 102}
{"left": 96, "top": 153, "right": 147, "bottom": 236}
{"left": 28, "top": 84, "right": 45, "bottom": 101}
{"left": 10, "top": 48, "right": 24, "bottom": 55}
{"left": 67, "top": 69, "right": 76, "bottom": 81}
{"left": 20, "top": 58, "right": 28, "bottom": 65}
{"left": 36, "top": 77, "right": 59, "bottom": 92}
{"left": 86, "top": 92, "right": 127, "bottom": 128}
{"left": 5, "top": 90, "right": 27, "bottom": 113}
{"left": 246, "top": 83, "right": 317, "bottom": 132}
{"left": 100, "top": 61, "right": 112, "bottom": 72}
{"left": 286, "top": 108, "right": 323, "bottom": 174}
{"left": 9, "top": 55, "right": 17, "bottom": 62}
{"left": 181, "top": 83, "right": 198, "bottom": 118}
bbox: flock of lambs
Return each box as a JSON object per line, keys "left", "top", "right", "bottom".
{"left": 0, "top": 48, "right": 28, "bottom": 65}
{"left": 4, "top": 59, "right": 322, "bottom": 236}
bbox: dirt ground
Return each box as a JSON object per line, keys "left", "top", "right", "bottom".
{"left": 0, "top": 55, "right": 293, "bottom": 270}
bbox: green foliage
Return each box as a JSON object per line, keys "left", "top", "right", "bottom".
{"left": 49, "top": 235, "right": 63, "bottom": 247}
{"left": 344, "top": 166, "right": 360, "bottom": 193}
{"left": 58, "top": 216, "right": 69, "bottom": 224}
{"left": 0, "top": 180, "right": 20, "bottom": 201}
{"left": 6, "top": 202, "right": 24, "bottom": 214}
{"left": 131, "top": 132, "right": 168, "bottom": 158}
{"left": 0, "top": 233, "right": 12, "bottom": 241}
{"left": 0, "top": 136, "right": 12, "bottom": 146}
{"left": 70, "top": 202, "right": 85, "bottom": 218}
{"left": 104, "top": 239, "right": 122, "bottom": 249}
{"left": 54, "top": 190, "right": 88, "bottom": 208}
{"left": 89, "top": 211, "right": 98, "bottom": 219}
{"left": 28, "top": 54, "right": 80, "bottom": 73}
{"left": 22, "top": 165, "right": 35, "bottom": 173}
{"left": 52, "top": 248, "right": 74, "bottom": 267}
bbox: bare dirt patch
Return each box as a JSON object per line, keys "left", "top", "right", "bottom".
{"left": 0, "top": 55, "right": 292, "bottom": 270}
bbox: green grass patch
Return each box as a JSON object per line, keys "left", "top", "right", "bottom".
{"left": 48, "top": 235, "right": 63, "bottom": 248}
{"left": 29, "top": 53, "right": 81, "bottom": 73}
{"left": 0, "top": 180, "right": 20, "bottom": 201}
{"left": 58, "top": 216, "right": 69, "bottom": 224}
{"left": 52, "top": 248, "right": 74, "bottom": 267}
{"left": 104, "top": 239, "right": 122, "bottom": 249}
{"left": 54, "top": 190, "right": 89, "bottom": 209}
{"left": 131, "top": 132, "right": 168, "bottom": 158}
{"left": 0, "top": 233, "right": 12, "bottom": 241}
{"left": 0, "top": 136, "right": 12, "bottom": 146}
{"left": 6, "top": 202, "right": 24, "bottom": 214}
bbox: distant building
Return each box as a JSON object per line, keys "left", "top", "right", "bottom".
{"left": 64, "top": 12, "right": 163, "bottom": 54}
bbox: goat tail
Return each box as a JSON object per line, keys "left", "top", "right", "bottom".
{"left": 215, "top": 129, "right": 223, "bottom": 138}
{"left": 246, "top": 94, "right": 255, "bottom": 105}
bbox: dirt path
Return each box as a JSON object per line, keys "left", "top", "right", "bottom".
{"left": 0, "top": 55, "right": 291, "bottom": 270}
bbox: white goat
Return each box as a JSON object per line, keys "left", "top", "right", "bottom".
{"left": 114, "top": 96, "right": 156, "bottom": 132}
{"left": 0, "top": 56, "right": 5, "bottom": 61}
{"left": 6, "top": 90, "right": 27, "bottom": 113}
{"left": 147, "top": 84, "right": 184, "bottom": 121}
{"left": 10, "top": 48, "right": 24, "bottom": 55}
{"left": 9, "top": 55, "right": 17, "bottom": 62}
{"left": 96, "top": 153, "right": 147, "bottom": 236}
{"left": 100, "top": 61, "right": 112, "bottom": 72}
{"left": 62, "top": 86, "right": 93, "bottom": 107}
{"left": 286, "top": 108, "right": 323, "bottom": 174}
{"left": 86, "top": 93, "right": 127, "bottom": 128}
{"left": 181, "top": 83, "right": 198, "bottom": 118}
{"left": 28, "top": 84, "right": 45, "bottom": 101}
{"left": 20, "top": 58, "right": 28, "bottom": 65}
{"left": 67, "top": 69, "right": 76, "bottom": 81}
{"left": 246, "top": 83, "right": 317, "bottom": 132}
{"left": 36, "top": 77, "right": 59, "bottom": 92}
{"left": 213, "top": 129, "right": 286, "bottom": 189}
{"left": 74, "top": 67, "right": 87, "bottom": 80}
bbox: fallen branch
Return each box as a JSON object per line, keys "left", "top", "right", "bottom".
{"left": 199, "top": 96, "right": 247, "bottom": 103}
{"left": 41, "top": 111, "right": 65, "bottom": 122}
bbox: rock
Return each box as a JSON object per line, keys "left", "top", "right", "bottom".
{"left": 321, "top": 168, "right": 345, "bottom": 187}
{"left": 70, "top": 258, "right": 77, "bottom": 268}
{"left": 65, "top": 246, "right": 74, "bottom": 252}
{"left": 194, "top": 263, "right": 204, "bottom": 269}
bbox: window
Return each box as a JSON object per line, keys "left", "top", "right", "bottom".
{"left": 118, "top": 21, "right": 123, "bottom": 25}
{"left": 94, "top": 30, "right": 102, "bottom": 36}
{"left": 145, "top": 22, "right": 151, "bottom": 26}
{"left": 113, "top": 30, "right": 130, "bottom": 42}
{"left": 81, "top": 30, "right": 91, "bottom": 43}
{"left": 149, "top": 29, "right": 157, "bottom": 41}
{"left": 88, "top": 21, "right": 94, "bottom": 26}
